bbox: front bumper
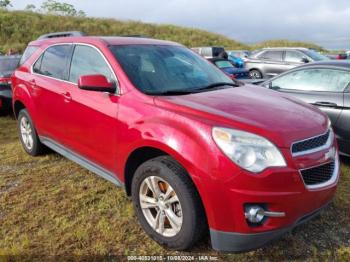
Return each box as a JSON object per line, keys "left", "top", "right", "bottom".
{"left": 197, "top": 141, "right": 340, "bottom": 252}
{"left": 210, "top": 202, "right": 330, "bottom": 252}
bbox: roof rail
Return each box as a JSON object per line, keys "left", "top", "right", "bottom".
{"left": 37, "top": 31, "right": 86, "bottom": 40}
{"left": 120, "top": 34, "right": 151, "bottom": 38}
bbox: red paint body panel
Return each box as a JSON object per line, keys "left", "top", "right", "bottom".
{"left": 11, "top": 36, "right": 339, "bottom": 237}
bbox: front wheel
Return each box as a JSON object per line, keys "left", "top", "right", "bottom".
{"left": 131, "top": 156, "right": 207, "bottom": 250}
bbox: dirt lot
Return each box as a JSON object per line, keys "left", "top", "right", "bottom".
{"left": 0, "top": 115, "right": 350, "bottom": 261}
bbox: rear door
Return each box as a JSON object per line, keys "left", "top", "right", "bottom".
{"left": 257, "top": 50, "right": 285, "bottom": 77}
{"left": 31, "top": 44, "right": 73, "bottom": 142}
{"left": 63, "top": 44, "right": 119, "bottom": 171}
{"left": 269, "top": 68, "right": 349, "bottom": 124}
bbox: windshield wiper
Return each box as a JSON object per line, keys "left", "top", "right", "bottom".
{"left": 145, "top": 82, "right": 240, "bottom": 96}
{"left": 145, "top": 89, "right": 197, "bottom": 96}
{"left": 192, "top": 82, "right": 240, "bottom": 92}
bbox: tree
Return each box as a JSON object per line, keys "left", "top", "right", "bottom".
{"left": 0, "top": 0, "right": 12, "bottom": 9}
{"left": 40, "top": 0, "right": 86, "bottom": 17}
{"left": 25, "top": 4, "right": 36, "bottom": 11}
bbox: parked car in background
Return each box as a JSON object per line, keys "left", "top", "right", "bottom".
{"left": 245, "top": 47, "right": 329, "bottom": 79}
{"left": 0, "top": 55, "right": 20, "bottom": 114}
{"left": 227, "top": 54, "right": 244, "bottom": 68}
{"left": 261, "top": 60, "right": 350, "bottom": 156}
{"left": 208, "top": 58, "right": 249, "bottom": 79}
{"left": 326, "top": 54, "right": 338, "bottom": 60}
{"left": 336, "top": 53, "right": 348, "bottom": 60}
{"left": 12, "top": 34, "right": 339, "bottom": 252}
{"left": 227, "top": 50, "right": 251, "bottom": 60}
{"left": 191, "top": 46, "right": 225, "bottom": 58}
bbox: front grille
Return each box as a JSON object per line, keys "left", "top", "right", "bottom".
{"left": 300, "top": 161, "right": 335, "bottom": 186}
{"left": 292, "top": 130, "right": 330, "bottom": 155}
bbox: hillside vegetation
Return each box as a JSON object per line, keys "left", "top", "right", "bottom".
{"left": 0, "top": 10, "right": 325, "bottom": 53}
{"left": 252, "top": 39, "right": 325, "bottom": 52}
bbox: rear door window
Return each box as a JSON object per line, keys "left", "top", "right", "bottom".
{"left": 34, "top": 45, "right": 72, "bottom": 80}
{"left": 259, "top": 51, "right": 283, "bottom": 61}
{"left": 271, "top": 68, "right": 350, "bottom": 92}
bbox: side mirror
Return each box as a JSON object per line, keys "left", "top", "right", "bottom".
{"left": 301, "top": 57, "right": 310, "bottom": 63}
{"left": 78, "top": 74, "right": 116, "bottom": 93}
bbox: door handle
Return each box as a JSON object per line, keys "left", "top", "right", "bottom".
{"left": 29, "top": 79, "right": 38, "bottom": 89}
{"left": 313, "top": 101, "right": 338, "bottom": 108}
{"left": 61, "top": 92, "right": 72, "bottom": 102}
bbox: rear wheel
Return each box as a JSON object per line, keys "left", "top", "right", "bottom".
{"left": 249, "top": 69, "right": 263, "bottom": 79}
{"left": 18, "top": 109, "right": 45, "bottom": 156}
{"left": 131, "top": 156, "right": 207, "bottom": 250}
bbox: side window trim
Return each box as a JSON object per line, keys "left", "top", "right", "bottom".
{"left": 31, "top": 43, "right": 119, "bottom": 94}
{"left": 68, "top": 43, "right": 120, "bottom": 94}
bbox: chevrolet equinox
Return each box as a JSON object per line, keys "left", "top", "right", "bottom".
{"left": 12, "top": 35, "right": 339, "bottom": 252}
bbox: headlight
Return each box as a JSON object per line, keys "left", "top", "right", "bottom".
{"left": 212, "top": 127, "right": 286, "bottom": 173}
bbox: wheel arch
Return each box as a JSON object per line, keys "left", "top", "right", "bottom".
{"left": 13, "top": 100, "right": 26, "bottom": 119}
{"left": 124, "top": 146, "right": 167, "bottom": 196}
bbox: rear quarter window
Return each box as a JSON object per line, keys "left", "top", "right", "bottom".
{"left": 19, "top": 46, "right": 39, "bottom": 66}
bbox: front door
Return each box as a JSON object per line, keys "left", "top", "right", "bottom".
{"left": 64, "top": 44, "right": 119, "bottom": 171}
{"left": 269, "top": 68, "right": 349, "bottom": 124}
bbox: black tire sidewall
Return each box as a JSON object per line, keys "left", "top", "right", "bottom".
{"left": 131, "top": 158, "right": 200, "bottom": 249}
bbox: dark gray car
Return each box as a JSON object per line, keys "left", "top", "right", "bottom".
{"left": 260, "top": 61, "right": 350, "bottom": 156}
{"left": 246, "top": 48, "right": 329, "bottom": 79}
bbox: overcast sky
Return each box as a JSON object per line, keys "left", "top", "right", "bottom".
{"left": 11, "top": 0, "right": 350, "bottom": 49}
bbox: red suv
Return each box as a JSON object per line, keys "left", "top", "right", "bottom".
{"left": 12, "top": 35, "right": 339, "bottom": 252}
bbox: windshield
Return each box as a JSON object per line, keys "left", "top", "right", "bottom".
{"left": 302, "top": 50, "right": 329, "bottom": 61}
{"left": 109, "top": 45, "right": 233, "bottom": 95}
{"left": 0, "top": 56, "right": 20, "bottom": 73}
{"left": 215, "top": 60, "right": 234, "bottom": 69}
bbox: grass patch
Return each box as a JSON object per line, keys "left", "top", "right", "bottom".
{"left": 0, "top": 116, "right": 349, "bottom": 260}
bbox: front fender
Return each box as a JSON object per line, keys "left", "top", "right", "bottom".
{"left": 115, "top": 107, "right": 237, "bottom": 230}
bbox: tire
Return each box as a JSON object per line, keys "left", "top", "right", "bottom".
{"left": 17, "top": 109, "right": 45, "bottom": 156}
{"left": 249, "top": 69, "right": 263, "bottom": 79}
{"left": 131, "top": 156, "right": 207, "bottom": 250}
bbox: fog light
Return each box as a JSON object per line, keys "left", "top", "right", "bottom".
{"left": 245, "top": 205, "right": 265, "bottom": 223}
{"left": 244, "top": 205, "right": 286, "bottom": 224}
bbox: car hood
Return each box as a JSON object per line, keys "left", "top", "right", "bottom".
{"left": 154, "top": 85, "right": 328, "bottom": 148}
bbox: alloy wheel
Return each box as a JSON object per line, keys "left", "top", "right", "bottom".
{"left": 139, "top": 175, "right": 183, "bottom": 237}
{"left": 20, "top": 116, "right": 34, "bottom": 151}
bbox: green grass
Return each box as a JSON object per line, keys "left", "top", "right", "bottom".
{"left": 0, "top": 115, "right": 349, "bottom": 261}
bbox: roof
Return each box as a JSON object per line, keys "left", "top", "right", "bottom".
{"left": 297, "top": 60, "right": 350, "bottom": 70}
{"left": 262, "top": 47, "right": 310, "bottom": 50}
{"left": 29, "top": 36, "right": 180, "bottom": 47}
